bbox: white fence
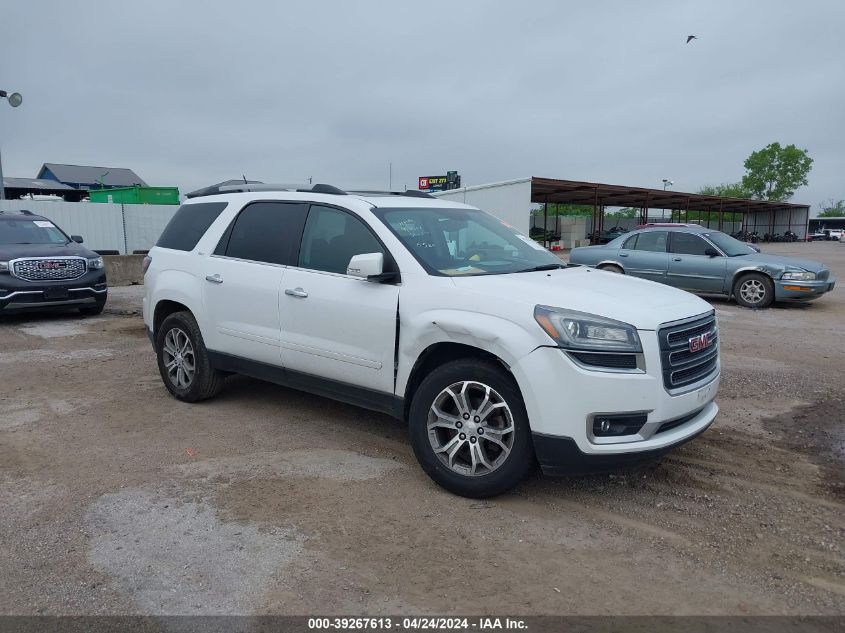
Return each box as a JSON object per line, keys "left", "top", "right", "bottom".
{"left": 0, "top": 200, "right": 179, "bottom": 254}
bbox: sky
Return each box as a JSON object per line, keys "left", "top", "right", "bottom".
{"left": 1, "top": 1, "right": 843, "bottom": 213}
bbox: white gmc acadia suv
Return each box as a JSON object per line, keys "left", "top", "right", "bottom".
{"left": 142, "top": 183, "right": 720, "bottom": 497}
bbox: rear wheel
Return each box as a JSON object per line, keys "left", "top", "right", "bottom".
{"left": 156, "top": 311, "right": 225, "bottom": 402}
{"left": 408, "top": 359, "right": 534, "bottom": 498}
{"left": 597, "top": 264, "right": 624, "bottom": 274}
{"left": 733, "top": 273, "right": 774, "bottom": 309}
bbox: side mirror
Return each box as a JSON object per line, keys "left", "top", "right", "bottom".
{"left": 345, "top": 251, "right": 395, "bottom": 281}
{"left": 704, "top": 248, "right": 719, "bottom": 257}
{"left": 71, "top": 235, "right": 84, "bottom": 243}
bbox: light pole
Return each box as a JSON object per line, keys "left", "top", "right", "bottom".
{"left": 0, "top": 89, "right": 24, "bottom": 201}
{"left": 662, "top": 179, "right": 673, "bottom": 221}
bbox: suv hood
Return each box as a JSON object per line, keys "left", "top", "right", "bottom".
{"left": 451, "top": 266, "right": 711, "bottom": 330}
{"left": 0, "top": 242, "right": 98, "bottom": 260}
{"left": 731, "top": 253, "right": 827, "bottom": 272}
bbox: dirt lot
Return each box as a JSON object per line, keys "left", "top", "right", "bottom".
{"left": 1, "top": 242, "right": 843, "bottom": 616}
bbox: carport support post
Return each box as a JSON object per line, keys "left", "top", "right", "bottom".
{"left": 718, "top": 200, "right": 723, "bottom": 232}
{"left": 543, "top": 198, "right": 549, "bottom": 249}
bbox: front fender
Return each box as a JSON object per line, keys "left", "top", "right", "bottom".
{"left": 395, "top": 308, "right": 546, "bottom": 396}
{"left": 728, "top": 265, "right": 779, "bottom": 293}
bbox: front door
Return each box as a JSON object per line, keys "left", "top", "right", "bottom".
{"left": 666, "top": 231, "right": 727, "bottom": 293}
{"left": 279, "top": 205, "right": 399, "bottom": 394}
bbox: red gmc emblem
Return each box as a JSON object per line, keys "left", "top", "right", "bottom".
{"left": 38, "top": 261, "right": 64, "bottom": 269}
{"left": 688, "top": 331, "right": 713, "bottom": 353}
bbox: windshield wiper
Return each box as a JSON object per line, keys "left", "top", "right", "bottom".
{"left": 516, "top": 263, "right": 566, "bottom": 273}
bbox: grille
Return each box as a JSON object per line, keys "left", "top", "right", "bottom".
{"left": 658, "top": 312, "right": 719, "bottom": 390}
{"left": 568, "top": 351, "right": 638, "bottom": 370}
{"left": 12, "top": 257, "right": 87, "bottom": 282}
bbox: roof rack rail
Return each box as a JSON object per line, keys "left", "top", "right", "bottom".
{"left": 348, "top": 190, "right": 435, "bottom": 199}
{"left": 187, "top": 182, "right": 347, "bottom": 198}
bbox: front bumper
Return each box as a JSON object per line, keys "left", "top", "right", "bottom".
{"left": 0, "top": 271, "right": 107, "bottom": 311}
{"left": 775, "top": 278, "right": 835, "bottom": 301}
{"left": 510, "top": 340, "right": 719, "bottom": 466}
{"left": 533, "top": 413, "right": 713, "bottom": 475}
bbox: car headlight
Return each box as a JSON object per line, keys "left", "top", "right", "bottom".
{"left": 781, "top": 270, "right": 816, "bottom": 281}
{"left": 534, "top": 306, "right": 642, "bottom": 352}
{"left": 87, "top": 257, "right": 104, "bottom": 270}
{"left": 0, "top": 261, "right": 8, "bottom": 273}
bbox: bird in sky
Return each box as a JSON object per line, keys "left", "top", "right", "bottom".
{"left": 686, "top": 35, "right": 698, "bottom": 44}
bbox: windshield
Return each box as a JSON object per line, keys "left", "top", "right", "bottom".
{"left": 373, "top": 207, "right": 563, "bottom": 276}
{"left": 0, "top": 218, "right": 70, "bottom": 245}
{"left": 702, "top": 230, "right": 756, "bottom": 256}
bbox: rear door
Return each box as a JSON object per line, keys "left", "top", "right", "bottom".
{"left": 279, "top": 204, "right": 400, "bottom": 394}
{"left": 202, "top": 201, "right": 307, "bottom": 366}
{"left": 619, "top": 231, "right": 669, "bottom": 282}
{"left": 667, "top": 231, "right": 727, "bottom": 293}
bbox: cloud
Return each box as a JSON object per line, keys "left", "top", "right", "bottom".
{"left": 1, "top": 0, "right": 842, "bottom": 208}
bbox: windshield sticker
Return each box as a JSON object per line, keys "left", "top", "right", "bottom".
{"left": 515, "top": 234, "right": 547, "bottom": 251}
{"left": 33, "top": 221, "right": 55, "bottom": 228}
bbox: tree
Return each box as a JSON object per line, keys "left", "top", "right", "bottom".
{"left": 818, "top": 199, "right": 845, "bottom": 217}
{"left": 740, "top": 142, "right": 813, "bottom": 201}
{"left": 697, "top": 182, "right": 751, "bottom": 199}
{"left": 607, "top": 207, "right": 638, "bottom": 219}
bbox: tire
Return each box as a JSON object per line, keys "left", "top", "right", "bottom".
{"left": 79, "top": 299, "right": 105, "bottom": 316}
{"left": 598, "top": 264, "right": 624, "bottom": 274}
{"left": 408, "top": 359, "right": 534, "bottom": 498}
{"left": 156, "top": 311, "right": 225, "bottom": 402}
{"left": 733, "top": 272, "right": 774, "bottom": 309}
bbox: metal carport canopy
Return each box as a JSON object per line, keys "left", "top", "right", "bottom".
{"left": 529, "top": 176, "right": 807, "bottom": 214}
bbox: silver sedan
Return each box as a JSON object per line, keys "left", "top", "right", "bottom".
{"left": 569, "top": 225, "right": 835, "bottom": 308}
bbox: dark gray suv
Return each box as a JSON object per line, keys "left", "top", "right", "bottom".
{"left": 0, "top": 209, "right": 107, "bottom": 314}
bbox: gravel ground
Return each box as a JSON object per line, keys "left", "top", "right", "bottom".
{"left": 0, "top": 243, "right": 843, "bottom": 616}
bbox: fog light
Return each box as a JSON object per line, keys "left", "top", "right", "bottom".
{"left": 592, "top": 413, "right": 648, "bottom": 437}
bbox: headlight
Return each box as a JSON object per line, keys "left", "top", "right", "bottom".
{"left": 87, "top": 257, "right": 104, "bottom": 270}
{"left": 781, "top": 270, "right": 816, "bottom": 281}
{"left": 0, "top": 261, "right": 8, "bottom": 273}
{"left": 534, "top": 306, "right": 642, "bottom": 352}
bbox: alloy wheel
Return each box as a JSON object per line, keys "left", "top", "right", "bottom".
{"left": 427, "top": 381, "right": 515, "bottom": 477}
{"left": 162, "top": 327, "right": 196, "bottom": 389}
{"left": 740, "top": 279, "right": 766, "bottom": 305}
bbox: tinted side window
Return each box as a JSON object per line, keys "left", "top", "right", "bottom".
{"left": 298, "top": 205, "right": 384, "bottom": 274}
{"left": 633, "top": 231, "right": 667, "bottom": 252}
{"left": 622, "top": 234, "right": 638, "bottom": 249}
{"left": 221, "top": 202, "right": 308, "bottom": 265}
{"left": 156, "top": 202, "right": 228, "bottom": 251}
{"left": 670, "top": 232, "right": 710, "bottom": 256}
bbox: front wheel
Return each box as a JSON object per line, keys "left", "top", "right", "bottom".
{"left": 733, "top": 273, "right": 774, "bottom": 309}
{"left": 156, "top": 311, "right": 225, "bottom": 402}
{"left": 79, "top": 298, "right": 105, "bottom": 316}
{"left": 408, "top": 359, "right": 534, "bottom": 498}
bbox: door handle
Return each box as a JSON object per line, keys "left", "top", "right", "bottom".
{"left": 205, "top": 274, "right": 223, "bottom": 284}
{"left": 672, "top": 258, "right": 682, "bottom": 262}
{"left": 619, "top": 253, "right": 629, "bottom": 257}
{"left": 285, "top": 287, "right": 308, "bottom": 298}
